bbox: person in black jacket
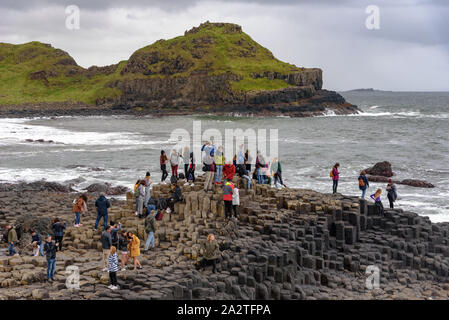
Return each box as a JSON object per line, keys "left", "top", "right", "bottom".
{"left": 100, "top": 226, "right": 112, "bottom": 271}
{"left": 166, "top": 183, "right": 182, "bottom": 213}
{"left": 30, "top": 230, "right": 43, "bottom": 256}
{"left": 94, "top": 193, "right": 111, "bottom": 231}
{"left": 44, "top": 235, "right": 57, "bottom": 282}
{"left": 52, "top": 218, "right": 66, "bottom": 252}
{"left": 118, "top": 231, "right": 130, "bottom": 271}
{"left": 110, "top": 221, "right": 122, "bottom": 248}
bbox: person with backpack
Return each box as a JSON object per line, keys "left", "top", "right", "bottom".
{"left": 136, "top": 180, "right": 146, "bottom": 217}
{"left": 255, "top": 151, "right": 267, "bottom": 184}
{"left": 214, "top": 146, "right": 225, "bottom": 185}
{"left": 386, "top": 179, "right": 398, "bottom": 209}
{"left": 245, "top": 149, "right": 252, "bottom": 172}
{"left": 73, "top": 194, "right": 88, "bottom": 228}
{"left": 223, "top": 179, "right": 234, "bottom": 220}
{"left": 223, "top": 160, "right": 236, "bottom": 181}
{"left": 330, "top": 163, "right": 340, "bottom": 194}
{"left": 101, "top": 225, "right": 112, "bottom": 272}
{"left": 110, "top": 221, "right": 122, "bottom": 249}
{"left": 6, "top": 225, "right": 18, "bottom": 256}
{"left": 118, "top": 231, "right": 129, "bottom": 272}
{"left": 236, "top": 163, "right": 251, "bottom": 189}
{"left": 108, "top": 246, "right": 119, "bottom": 290}
{"left": 270, "top": 157, "right": 283, "bottom": 188}
{"left": 187, "top": 152, "right": 196, "bottom": 186}
{"left": 44, "top": 235, "right": 57, "bottom": 282}
{"left": 146, "top": 197, "right": 158, "bottom": 217}
{"left": 166, "top": 182, "right": 182, "bottom": 213}
{"left": 30, "top": 230, "right": 43, "bottom": 256}
{"left": 170, "top": 149, "right": 180, "bottom": 178}
{"left": 370, "top": 188, "right": 385, "bottom": 216}
{"left": 127, "top": 231, "right": 142, "bottom": 271}
{"left": 358, "top": 170, "right": 370, "bottom": 198}
{"left": 202, "top": 141, "right": 215, "bottom": 192}
{"left": 182, "top": 146, "right": 190, "bottom": 181}
{"left": 94, "top": 192, "right": 111, "bottom": 231}
{"left": 52, "top": 218, "right": 66, "bottom": 252}
{"left": 160, "top": 150, "right": 169, "bottom": 183}
{"left": 200, "top": 234, "right": 220, "bottom": 273}
{"left": 144, "top": 171, "right": 152, "bottom": 206}
{"left": 144, "top": 210, "right": 156, "bottom": 253}
{"left": 232, "top": 185, "right": 240, "bottom": 219}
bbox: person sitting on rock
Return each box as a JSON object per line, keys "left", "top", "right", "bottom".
{"left": 73, "top": 194, "right": 88, "bottom": 228}
{"left": 30, "top": 229, "right": 43, "bottom": 256}
{"left": 101, "top": 225, "right": 112, "bottom": 272}
{"left": 144, "top": 210, "right": 156, "bottom": 254}
{"left": 166, "top": 182, "right": 182, "bottom": 214}
{"left": 52, "top": 218, "right": 66, "bottom": 252}
{"left": 118, "top": 231, "right": 129, "bottom": 272}
{"left": 43, "top": 235, "right": 57, "bottom": 282}
{"left": 236, "top": 163, "right": 251, "bottom": 189}
{"left": 6, "top": 225, "right": 18, "bottom": 256}
{"left": 386, "top": 179, "right": 398, "bottom": 209}
{"left": 200, "top": 234, "right": 220, "bottom": 273}
{"left": 146, "top": 197, "right": 158, "bottom": 217}
{"left": 127, "top": 231, "right": 142, "bottom": 271}
{"left": 223, "top": 179, "right": 235, "bottom": 220}
{"left": 370, "top": 189, "right": 385, "bottom": 216}
{"left": 223, "top": 161, "right": 236, "bottom": 181}
{"left": 94, "top": 192, "right": 111, "bottom": 232}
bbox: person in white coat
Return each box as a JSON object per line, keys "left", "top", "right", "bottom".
{"left": 232, "top": 186, "right": 240, "bottom": 219}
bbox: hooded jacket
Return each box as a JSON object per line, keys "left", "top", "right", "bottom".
{"left": 223, "top": 164, "right": 236, "bottom": 181}
{"left": 95, "top": 195, "right": 111, "bottom": 216}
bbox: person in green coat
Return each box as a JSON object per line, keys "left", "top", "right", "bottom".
{"left": 6, "top": 225, "right": 18, "bottom": 256}
{"left": 200, "top": 234, "right": 220, "bottom": 273}
{"left": 144, "top": 211, "right": 156, "bottom": 253}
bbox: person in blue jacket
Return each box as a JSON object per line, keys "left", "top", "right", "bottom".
{"left": 94, "top": 192, "right": 111, "bottom": 231}
{"left": 30, "top": 230, "right": 44, "bottom": 256}
{"left": 52, "top": 218, "right": 66, "bottom": 252}
{"left": 358, "top": 170, "right": 370, "bottom": 198}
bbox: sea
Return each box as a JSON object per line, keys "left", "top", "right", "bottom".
{"left": 0, "top": 91, "right": 448, "bottom": 222}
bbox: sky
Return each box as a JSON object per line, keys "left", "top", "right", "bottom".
{"left": 0, "top": 0, "right": 448, "bottom": 91}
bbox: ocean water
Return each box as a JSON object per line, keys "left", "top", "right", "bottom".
{"left": 0, "top": 91, "right": 448, "bottom": 222}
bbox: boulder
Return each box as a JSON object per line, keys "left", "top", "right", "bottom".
{"left": 364, "top": 161, "right": 393, "bottom": 177}
{"left": 399, "top": 179, "right": 434, "bottom": 188}
{"left": 85, "top": 183, "right": 128, "bottom": 195}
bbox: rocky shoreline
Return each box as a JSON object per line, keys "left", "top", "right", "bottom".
{"left": 0, "top": 175, "right": 448, "bottom": 300}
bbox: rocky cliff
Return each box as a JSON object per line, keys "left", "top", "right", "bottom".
{"left": 0, "top": 22, "right": 359, "bottom": 117}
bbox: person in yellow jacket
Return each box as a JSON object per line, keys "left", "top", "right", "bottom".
{"left": 215, "top": 146, "right": 225, "bottom": 185}
{"left": 127, "top": 231, "right": 142, "bottom": 270}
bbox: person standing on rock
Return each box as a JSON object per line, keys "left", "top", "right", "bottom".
{"left": 127, "top": 231, "right": 142, "bottom": 270}
{"left": 101, "top": 226, "right": 112, "bottom": 272}
{"left": 118, "top": 231, "right": 129, "bottom": 271}
{"left": 144, "top": 172, "right": 152, "bottom": 206}
{"left": 236, "top": 144, "right": 245, "bottom": 168}
{"left": 94, "top": 192, "right": 111, "bottom": 231}
{"left": 160, "top": 150, "right": 169, "bottom": 184}
{"left": 202, "top": 141, "right": 215, "bottom": 192}
{"left": 110, "top": 221, "right": 122, "bottom": 249}
{"left": 256, "top": 151, "right": 267, "bottom": 184}
{"left": 245, "top": 149, "right": 252, "bottom": 172}
{"left": 6, "top": 225, "right": 18, "bottom": 256}
{"left": 358, "top": 170, "right": 370, "bottom": 199}
{"left": 144, "top": 210, "right": 156, "bottom": 254}
{"left": 370, "top": 189, "right": 385, "bottom": 216}
{"left": 223, "top": 179, "right": 235, "bottom": 220}
{"left": 187, "top": 152, "right": 196, "bottom": 186}
{"left": 170, "top": 149, "right": 180, "bottom": 178}
{"left": 52, "top": 218, "right": 66, "bottom": 252}
{"left": 330, "top": 163, "right": 340, "bottom": 194}
{"left": 214, "top": 146, "right": 225, "bottom": 185}
{"left": 232, "top": 185, "right": 240, "bottom": 219}
{"left": 73, "top": 194, "right": 88, "bottom": 227}
{"left": 108, "top": 246, "right": 119, "bottom": 290}
{"left": 182, "top": 146, "right": 190, "bottom": 181}
{"left": 43, "top": 235, "right": 57, "bottom": 282}
{"left": 200, "top": 234, "right": 220, "bottom": 273}
{"left": 386, "top": 179, "right": 398, "bottom": 209}
{"left": 30, "top": 229, "right": 43, "bottom": 256}
{"left": 136, "top": 180, "right": 146, "bottom": 217}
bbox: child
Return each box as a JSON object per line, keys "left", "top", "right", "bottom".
{"left": 370, "top": 189, "right": 384, "bottom": 216}
{"left": 108, "top": 246, "right": 119, "bottom": 290}
{"left": 232, "top": 186, "right": 239, "bottom": 219}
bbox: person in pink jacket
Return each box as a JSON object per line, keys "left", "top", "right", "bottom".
{"left": 331, "top": 163, "right": 340, "bottom": 194}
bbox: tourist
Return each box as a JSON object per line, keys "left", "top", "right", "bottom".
{"left": 52, "top": 218, "right": 66, "bottom": 252}
{"left": 6, "top": 225, "right": 18, "bottom": 256}
{"left": 236, "top": 144, "right": 245, "bottom": 168}
{"left": 358, "top": 170, "right": 370, "bottom": 199}
{"left": 255, "top": 151, "right": 267, "bottom": 184}
{"left": 94, "top": 192, "right": 111, "bottom": 231}
{"left": 370, "top": 188, "right": 385, "bottom": 216}
{"left": 170, "top": 149, "right": 180, "bottom": 178}
{"left": 101, "top": 225, "right": 112, "bottom": 272}
{"left": 200, "top": 234, "right": 220, "bottom": 273}
{"left": 202, "top": 141, "right": 215, "bottom": 192}
{"left": 110, "top": 221, "right": 122, "bottom": 249}
{"left": 223, "top": 179, "right": 234, "bottom": 220}
{"left": 144, "top": 210, "right": 156, "bottom": 253}
{"left": 43, "top": 235, "right": 57, "bottom": 282}
{"left": 108, "top": 246, "right": 119, "bottom": 290}
{"left": 236, "top": 163, "right": 251, "bottom": 189}
{"left": 133, "top": 179, "right": 141, "bottom": 214}
{"left": 187, "top": 152, "right": 196, "bottom": 186}
{"left": 330, "top": 163, "right": 340, "bottom": 194}
{"left": 30, "top": 230, "right": 43, "bottom": 256}
{"left": 182, "top": 146, "right": 190, "bottom": 180}
{"left": 118, "top": 231, "right": 129, "bottom": 271}
{"left": 166, "top": 182, "right": 182, "bottom": 213}
{"left": 223, "top": 160, "right": 236, "bottom": 181}
{"left": 146, "top": 197, "right": 158, "bottom": 217}
{"left": 386, "top": 179, "right": 398, "bottom": 209}
{"left": 270, "top": 157, "right": 283, "bottom": 188}
{"left": 215, "top": 146, "right": 225, "bottom": 185}
{"left": 245, "top": 149, "right": 251, "bottom": 172}
{"left": 232, "top": 185, "right": 240, "bottom": 219}
{"left": 144, "top": 171, "right": 152, "bottom": 205}
{"left": 136, "top": 180, "right": 146, "bottom": 217}
{"left": 73, "top": 194, "right": 88, "bottom": 227}
{"left": 232, "top": 154, "right": 237, "bottom": 166}
{"left": 160, "top": 150, "right": 169, "bottom": 183}
{"left": 128, "top": 231, "right": 142, "bottom": 270}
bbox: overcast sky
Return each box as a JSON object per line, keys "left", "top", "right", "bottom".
{"left": 1, "top": 0, "right": 448, "bottom": 91}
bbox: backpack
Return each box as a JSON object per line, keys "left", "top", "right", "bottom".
{"left": 134, "top": 187, "right": 140, "bottom": 198}
{"left": 170, "top": 175, "right": 178, "bottom": 184}
{"left": 158, "top": 198, "right": 168, "bottom": 210}
{"left": 15, "top": 226, "right": 22, "bottom": 241}
{"left": 155, "top": 211, "right": 163, "bottom": 221}
{"left": 359, "top": 177, "right": 365, "bottom": 187}
{"left": 329, "top": 170, "right": 334, "bottom": 178}
{"left": 178, "top": 173, "right": 185, "bottom": 180}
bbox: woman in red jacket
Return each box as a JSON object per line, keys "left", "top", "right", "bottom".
{"left": 223, "top": 161, "right": 235, "bottom": 181}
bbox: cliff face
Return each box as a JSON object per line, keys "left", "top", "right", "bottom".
{"left": 0, "top": 22, "right": 359, "bottom": 117}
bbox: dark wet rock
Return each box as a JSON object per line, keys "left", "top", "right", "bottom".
{"left": 364, "top": 161, "right": 393, "bottom": 177}
{"left": 0, "top": 181, "right": 73, "bottom": 193}
{"left": 85, "top": 183, "right": 129, "bottom": 195}
{"left": 399, "top": 179, "right": 435, "bottom": 188}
